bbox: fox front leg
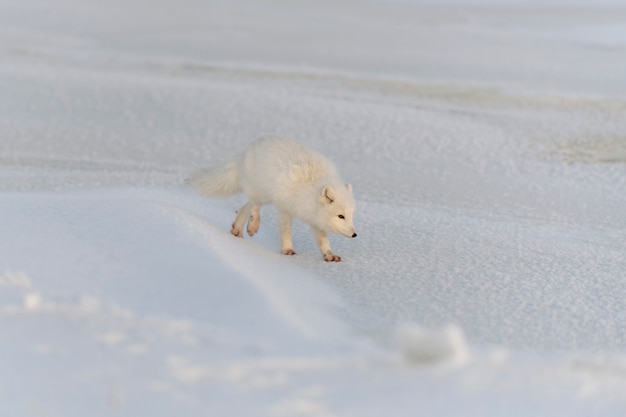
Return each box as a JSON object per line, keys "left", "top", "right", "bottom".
{"left": 311, "top": 225, "right": 341, "bottom": 262}
{"left": 278, "top": 211, "right": 296, "bottom": 255}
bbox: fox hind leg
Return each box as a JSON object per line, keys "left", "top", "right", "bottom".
{"left": 247, "top": 203, "right": 260, "bottom": 236}
{"left": 231, "top": 202, "right": 252, "bottom": 238}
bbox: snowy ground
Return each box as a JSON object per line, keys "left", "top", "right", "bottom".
{"left": 2, "top": 0, "right": 626, "bottom": 415}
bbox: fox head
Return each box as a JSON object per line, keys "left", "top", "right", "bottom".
{"left": 319, "top": 183, "right": 357, "bottom": 238}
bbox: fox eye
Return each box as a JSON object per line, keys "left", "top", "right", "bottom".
{"left": 338, "top": 215, "right": 345, "bottom": 219}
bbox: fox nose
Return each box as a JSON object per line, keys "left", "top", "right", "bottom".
{"left": 352, "top": 233, "right": 357, "bottom": 238}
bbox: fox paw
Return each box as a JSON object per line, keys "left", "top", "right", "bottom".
{"left": 247, "top": 218, "right": 259, "bottom": 236}
{"left": 282, "top": 248, "right": 296, "bottom": 256}
{"left": 231, "top": 223, "right": 243, "bottom": 238}
{"left": 323, "top": 252, "right": 341, "bottom": 262}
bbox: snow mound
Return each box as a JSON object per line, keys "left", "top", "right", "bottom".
{"left": 395, "top": 323, "right": 470, "bottom": 365}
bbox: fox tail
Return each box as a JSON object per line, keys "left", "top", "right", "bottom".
{"left": 186, "top": 155, "right": 242, "bottom": 197}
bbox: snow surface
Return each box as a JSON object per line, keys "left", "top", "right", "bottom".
{"left": 1, "top": 0, "right": 626, "bottom": 415}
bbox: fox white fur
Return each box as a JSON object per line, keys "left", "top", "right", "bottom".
{"left": 187, "top": 136, "right": 357, "bottom": 261}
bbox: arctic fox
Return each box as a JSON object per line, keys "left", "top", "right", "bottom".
{"left": 187, "top": 136, "right": 357, "bottom": 262}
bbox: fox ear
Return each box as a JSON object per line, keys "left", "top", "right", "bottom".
{"left": 322, "top": 185, "right": 335, "bottom": 204}
{"left": 345, "top": 183, "right": 352, "bottom": 193}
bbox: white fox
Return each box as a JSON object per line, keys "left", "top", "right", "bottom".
{"left": 187, "top": 136, "right": 357, "bottom": 261}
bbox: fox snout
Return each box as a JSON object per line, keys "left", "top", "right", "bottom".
{"left": 341, "top": 229, "right": 357, "bottom": 238}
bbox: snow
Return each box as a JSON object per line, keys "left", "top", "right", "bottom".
{"left": 395, "top": 323, "right": 469, "bottom": 365}
{"left": 1, "top": 0, "right": 626, "bottom": 415}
